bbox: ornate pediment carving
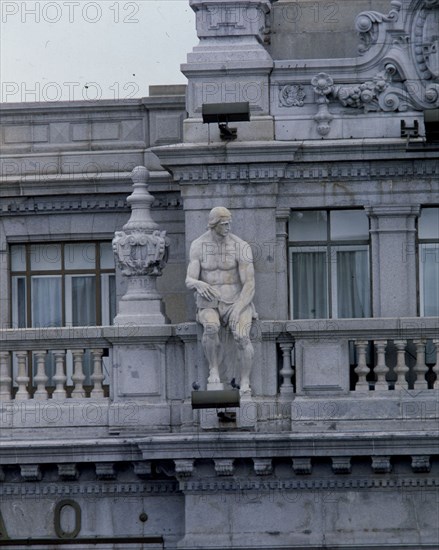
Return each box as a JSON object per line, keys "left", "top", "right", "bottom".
{"left": 356, "top": 0, "right": 403, "bottom": 55}
{"left": 414, "top": 3, "right": 439, "bottom": 80}
{"left": 310, "top": 0, "right": 439, "bottom": 122}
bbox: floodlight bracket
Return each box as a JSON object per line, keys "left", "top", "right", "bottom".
{"left": 191, "top": 389, "right": 240, "bottom": 410}
{"left": 202, "top": 102, "right": 250, "bottom": 141}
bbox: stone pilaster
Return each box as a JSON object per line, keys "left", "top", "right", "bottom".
{"left": 366, "top": 205, "right": 420, "bottom": 317}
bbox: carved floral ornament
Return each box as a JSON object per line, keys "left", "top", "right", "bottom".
{"left": 278, "top": 84, "right": 306, "bottom": 107}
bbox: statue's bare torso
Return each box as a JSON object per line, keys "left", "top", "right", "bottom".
{"left": 195, "top": 232, "right": 244, "bottom": 304}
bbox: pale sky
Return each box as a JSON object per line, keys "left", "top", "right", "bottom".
{"left": 0, "top": 0, "right": 198, "bottom": 102}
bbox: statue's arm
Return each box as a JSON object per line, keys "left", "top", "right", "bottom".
{"left": 225, "top": 246, "right": 255, "bottom": 328}
{"left": 185, "top": 243, "right": 202, "bottom": 290}
{"left": 237, "top": 261, "right": 255, "bottom": 309}
{"left": 185, "top": 242, "right": 220, "bottom": 301}
{"left": 235, "top": 243, "right": 255, "bottom": 311}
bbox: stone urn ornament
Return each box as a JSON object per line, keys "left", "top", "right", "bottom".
{"left": 113, "top": 166, "right": 169, "bottom": 325}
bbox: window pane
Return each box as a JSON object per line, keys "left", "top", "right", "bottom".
{"left": 331, "top": 210, "right": 369, "bottom": 241}
{"left": 12, "top": 276, "right": 26, "bottom": 328}
{"left": 30, "top": 244, "right": 61, "bottom": 271}
{"left": 70, "top": 276, "right": 96, "bottom": 326}
{"left": 100, "top": 243, "right": 115, "bottom": 269}
{"left": 291, "top": 250, "right": 327, "bottom": 318}
{"left": 10, "top": 245, "right": 26, "bottom": 271}
{"left": 109, "top": 275, "right": 116, "bottom": 324}
{"left": 419, "top": 208, "right": 439, "bottom": 240}
{"left": 337, "top": 249, "right": 370, "bottom": 318}
{"left": 31, "top": 276, "right": 62, "bottom": 327}
{"left": 101, "top": 274, "right": 117, "bottom": 325}
{"left": 421, "top": 244, "right": 439, "bottom": 316}
{"left": 290, "top": 211, "right": 327, "bottom": 242}
{"left": 65, "top": 243, "right": 96, "bottom": 270}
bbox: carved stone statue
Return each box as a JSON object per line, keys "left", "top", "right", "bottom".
{"left": 186, "top": 207, "right": 256, "bottom": 393}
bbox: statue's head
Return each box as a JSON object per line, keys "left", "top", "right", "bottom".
{"left": 208, "top": 206, "right": 232, "bottom": 229}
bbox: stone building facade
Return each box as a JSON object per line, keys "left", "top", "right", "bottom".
{"left": 0, "top": 0, "right": 438, "bottom": 548}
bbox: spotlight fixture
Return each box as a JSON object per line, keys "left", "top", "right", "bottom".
{"left": 191, "top": 389, "right": 240, "bottom": 409}
{"left": 202, "top": 102, "right": 250, "bottom": 141}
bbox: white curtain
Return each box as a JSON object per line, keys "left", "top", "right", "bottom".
{"left": 71, "top": 277, "right": 96, "bottom": 326}
{"left": 422, "top": 245, "right": 439, "bottom": 316}
{"left": 31, "top": 276, "right": 62, "bottom": 327}
{"left": 292, "top": 252, "right": 327, "bottom": 319}
{"left": 337, "top": 250, "right": 370, "bottom": 318}
{"left": 31, "top": 276, "right": 62, "bottom": 384}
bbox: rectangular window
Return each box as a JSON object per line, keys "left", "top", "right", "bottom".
{"left": 10, "top": 242, "right": 116, "bottom": 329}
{"left": 289, "top": 210, "right": 371, "bottom": 319}
{"left": 419, "top": 207, "right": 439, "bottom": 316}
{"left": 10, "top": 242, "right": 116, "bottom": 392}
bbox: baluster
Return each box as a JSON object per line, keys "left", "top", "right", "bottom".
{"left": 33, "top": 351, "right": 48, "bottom": 400}
{"left": 90, "top": 349, "right": 105, "bottom": 399}
{"left": 71, "top": 350, "right": 86, "bottom": 398}
{"left": 15, "top": 351, "right": 30, "bottom": 400}
{"left": 52, "top": 350, "right": 67, "bottom": 400}
{"left": 393, "top": 340, "right": 409, "bottom": 390}
{"left": 0, "top": 351, "right": 12, "bottom": 401}
{"left": 374, "top": 340, "right": 389, "bottom": 391}
{"left": 433, "top": 339, "right": 439, "bottom": 389}
{"left": 413, "top": 339, "right": 428, "bottom": 390}
{"left": 354, "top": 340, "right": 370, "bottom": 391}
{"left": 278, "top": 341, "right": 295, "bottom": 398}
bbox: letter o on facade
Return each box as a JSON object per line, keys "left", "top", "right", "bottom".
{"left": 54, "top": 499, "right": 82, "bottom": 539}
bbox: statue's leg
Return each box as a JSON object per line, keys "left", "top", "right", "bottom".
{"left": 231, "top": 307, "right": 254, "bottom": 393}
{"left": 198, "top": 308, "right": 222, "bottom": 384}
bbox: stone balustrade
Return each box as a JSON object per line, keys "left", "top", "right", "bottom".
{"left": 0, "top": 318, "right": 437, "bottom": 411}
{"left": 0, "top": 327, "right": 111, "bottom": 402}
{"left": 0, "top": 348, "right": 107, "bottom": 401}
{"left": 352, "top": 338, "right": 439, "bottom": 392}
{"left": 265, "top": 318, "right": 439, "bottom": 396}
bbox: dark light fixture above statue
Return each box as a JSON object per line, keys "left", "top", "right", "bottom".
{"left": 202, "top": 102, "right": 250, "bottom": 141}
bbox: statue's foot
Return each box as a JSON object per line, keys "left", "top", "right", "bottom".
{"left": 207, "top": 369, "right": 221, "bottom": 385}
{"left": 239, "top": 383, "right": 251, "bottom": 395}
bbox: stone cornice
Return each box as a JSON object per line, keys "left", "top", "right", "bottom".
{"left": 366, "top": 204, "right": 421, "bottom": 217}
{"left": 152, "top": 139, "right": 439, "bottom": 186}
{"left": 284, "top": 157, "right": 439, "bottom": 181}
{"left": 152, "top": 141, "right": 298, "bottom": 168}
{"left": 0, "top": 172, "right": 178, "bottom": 199}
{"left": 179, "top": 475, "right": 439, "bottom": 493}
{"left": 136, "top": 432, "right": 439, "bottom": 464}
{"left": 0, "top": 96, "right": 185, "bottom": 117}
{"left": 0, "top": 436, "right": 439, "bottom": 478}
{"left": 0, "top": 192, "right": 182, "bottom": 217}
{"left": 154, "top": 139, "right": 438, "bottom": 170}
{"left": 0, "top": 480, "right": 178, "bottom": 496}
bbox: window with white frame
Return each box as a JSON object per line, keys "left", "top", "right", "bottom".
{"left": 419, "top": 207, "right": 439, "bottom": 317}
{"left": 289, "top": 210, "right": 371, "bottom": 319}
